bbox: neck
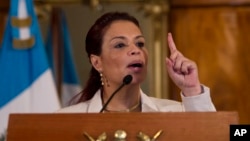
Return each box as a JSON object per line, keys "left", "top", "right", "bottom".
{"left": 102, "top": 84, "right": 141, "bottom": 111}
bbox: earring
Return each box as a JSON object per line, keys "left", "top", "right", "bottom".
{"left": 100, "top": 72, "right": 104, "bottom": 86}
{"left": 100, "top": 72, "right": 110, "bottom": 87}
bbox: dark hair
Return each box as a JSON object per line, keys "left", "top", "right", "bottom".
{"left": 73, "top": 12, "right": 140, "bottom": 104}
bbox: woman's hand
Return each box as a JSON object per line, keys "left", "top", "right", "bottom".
{"left": 166, "top": 33, "right": 202, "bottom": 96}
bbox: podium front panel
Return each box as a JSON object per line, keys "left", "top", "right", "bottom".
{"left": 6, "top": 112, "right": 238, "bottom": 141}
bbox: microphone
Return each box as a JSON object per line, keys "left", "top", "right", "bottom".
{"left": 99, "top": 75, "right": 133, "bottom": 113}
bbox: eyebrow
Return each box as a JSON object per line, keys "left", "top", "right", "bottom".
{"left": 110, "top": 35, "right": 145, "bottom": 42}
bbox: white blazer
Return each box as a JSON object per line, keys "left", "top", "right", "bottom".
{"left": 56, "top": 86, "right": 216, "bottom": 113}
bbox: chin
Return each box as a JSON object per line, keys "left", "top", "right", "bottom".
{"left": 130, "top": 76, "right": 145, "bottom": 84}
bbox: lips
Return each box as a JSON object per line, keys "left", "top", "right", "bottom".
{"left": 127, "top": 61, "right": 144, "bottom": 72}
{"left": 128, "top": 63, "right": 143, "bottom": 68}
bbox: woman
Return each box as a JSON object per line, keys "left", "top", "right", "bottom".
{"left": 57, "top": 12, "right": 216, "bottom": 113}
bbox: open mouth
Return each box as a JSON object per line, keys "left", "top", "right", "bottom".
{"left": 127, "top": 61, "right": 145, "bottom": 73}
{"left": 128, "top": 63, "right": 143, "bottom": 68}
{"left": 127, "top": 61, "right": 144, "bottom": 69}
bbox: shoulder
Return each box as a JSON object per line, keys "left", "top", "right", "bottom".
{"left": 55, "top": 89, "right": 104, "bottom": 113}
{"left": 149, "top": 96, "right": 183, "bottom": 111}
{"left": 55, "top": 101, "right": 90, "bottom": 113}
{"left": 141, "top": 92, "right": 184, "bottom": 112}
{"left": 149, "top": 96, "right": 181, "bottom": 106}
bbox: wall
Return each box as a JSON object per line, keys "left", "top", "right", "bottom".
{"left": 169, "top": 0, "right": 250, "bottom": 123}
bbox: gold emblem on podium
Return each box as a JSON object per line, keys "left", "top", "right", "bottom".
{"left": 83, "top": 130, "right": 162, "bottom": 141}
{"left": 137, "top": 130, "right": 163, "bottom": 141}
{"left": 114, "top": 130, "right": 127, "bottom": 141}
{"left": 83, "top": 132, "right": 107, "bottom": 141}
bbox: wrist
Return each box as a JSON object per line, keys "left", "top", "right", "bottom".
{"left": 182, "top": 85, "right": 203, "bottom": 97}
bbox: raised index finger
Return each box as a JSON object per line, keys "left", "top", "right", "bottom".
{"left": 168, "top": 32, "right": 177, "bottom": 54}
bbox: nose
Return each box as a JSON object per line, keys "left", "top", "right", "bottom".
{"left": 128, "top": 45, "right": 141, "bottom": 56}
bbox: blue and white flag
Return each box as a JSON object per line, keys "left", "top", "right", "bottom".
{"left": 0, "top": 0, "right": 61, "bottom": 136}
{"left": 45, "top": 10, "right": 82, "bottom": 107}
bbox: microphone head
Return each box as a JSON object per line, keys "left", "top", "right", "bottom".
{"left": 123, "top": 75, "right": 133, "bottom": 85}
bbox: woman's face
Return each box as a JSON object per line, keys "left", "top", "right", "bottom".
{"left": 92, "top": 20, "right": 148, "bottom": 85}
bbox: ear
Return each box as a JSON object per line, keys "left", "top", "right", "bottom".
{"left": 90, "top": 54, "right": 103, "bottom": 72}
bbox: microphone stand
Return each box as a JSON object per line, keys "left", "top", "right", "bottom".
{"left": 99, "top": 83, "right": 125, "bottom": 113}
{"left": 99, "top": 75, "right": 132, "bottom": 113}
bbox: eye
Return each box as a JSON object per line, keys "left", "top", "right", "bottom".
{"left": 114, "top": 43, "right": 126, "bottom": 48}
{"left": 136, "top": 41, "right": 145, "bottom": 48}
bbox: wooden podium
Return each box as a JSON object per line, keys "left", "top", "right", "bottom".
{"left": 6, "top": 111, "right": 238, "bottom": 141}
